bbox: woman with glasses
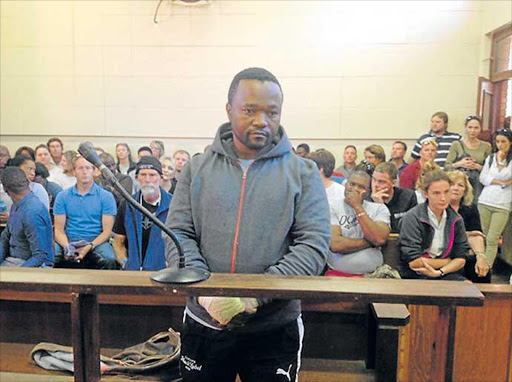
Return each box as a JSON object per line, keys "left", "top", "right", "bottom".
{"left": 445, "top": 116, "right": 491, "bottom": 199}
{"left": 478, "top": 128, "right": 512, "bottom": 271}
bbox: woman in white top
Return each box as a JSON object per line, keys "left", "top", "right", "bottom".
{"left": 35, "top": 144, "right": 62, "bottom": 184}
{"left": 58, "top": 151, "right": 78, "bottom": 189}
{"left": 478, "top": 128, "right": 512, "bottom": 268}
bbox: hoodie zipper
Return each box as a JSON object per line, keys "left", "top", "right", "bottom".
{"left": 229, "top": 162, "right": 253, "bottom": 273}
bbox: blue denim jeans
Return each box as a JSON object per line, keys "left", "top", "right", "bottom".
{"left": 54, "top": 242, "right": 117, "bottom": 270}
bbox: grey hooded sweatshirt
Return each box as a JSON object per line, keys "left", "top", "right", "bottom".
{"left": 165, "top": 122, "right": 330, "bottom": 332}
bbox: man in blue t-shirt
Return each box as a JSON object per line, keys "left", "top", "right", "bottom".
{"left": 53, "top": 156, "right": 117, "bottom": 269}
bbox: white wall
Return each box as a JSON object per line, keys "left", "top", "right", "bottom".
{"left": 1, "top": 0, "right": 509, "bottom": 162}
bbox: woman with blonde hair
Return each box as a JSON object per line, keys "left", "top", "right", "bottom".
{"left": 400, "top": 138, "right": 437, "bottom": 189}
{"left": 447, "top": 170, "right": 490, "bottom": 282}
{"left": 160, "top": 156, "right": 175, "bottom": 194}
{"left": 56, "top": 150, "right": 78, "bottom": 189}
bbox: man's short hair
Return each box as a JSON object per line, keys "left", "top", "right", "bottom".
{"left": 47, "top": 137, "right": 63, "bottom": 148}
{"left": 431, "top": 111, "right": 448, "bottom": 125}
{"left": 344, "top": 145, "right": 357, "bottom": 152}
{"left": 138, "top": 146, "right": 152, "bottom": 155}
{"left": 173, "top": 149, "right": 191, "bottom": 159}
{"left": 297, "top": 143, "right": 310, "bottom": 154}
{"left": 374, "top": 162, "right": 398, "bottom": 180}
{"left": 228, "top": 67, "right": 282, "bottom": 104}
{"left": 348, "top": 170, "right": 371, "bottom": 186}
{"left": 309, "top": 149, "right": 335, "bottom": 178}
{"left": 35, "top": 144, "right": 49, "bottom": 154}
{"left": 393, "top": 141, "right": 407, "bottom": 152}
{"left": 364, "top": 144, "right": 386, "bottom": 162}
{"left": 1, "top": 167, "right": 29, "bottom": 195}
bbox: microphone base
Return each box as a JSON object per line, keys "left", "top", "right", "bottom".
{"left": 151, "top": 267, "right": 211, "bottom": 284}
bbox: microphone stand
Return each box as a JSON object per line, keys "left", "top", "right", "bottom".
{"left": 79, "top": 144, "right": 210, "bottom": 284}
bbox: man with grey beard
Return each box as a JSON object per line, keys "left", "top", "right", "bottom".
{"left": 112, "top": 156, "right": 172, "bottom": 270}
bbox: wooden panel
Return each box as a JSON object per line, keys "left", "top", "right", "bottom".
{"left": 453, "top": 299, "right": 512, "bottom": 382}
{"left": 0, "top": 268, "right": 484, "bottom": 307}
{"left": 398, "top": 305, "right": 439, "bottom": 382}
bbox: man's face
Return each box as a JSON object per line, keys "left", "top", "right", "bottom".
{"left": 48, "top": 141, "right": 63, "bottom": 158}
{"left": 390, "top": 143, "right": 405, "bottom": 160}
{"left": 137, "top": 168, "right": 161, "bottom": 189}
{"left": 345, "top": 174, "right": 369, "bottom": 198}
{"left": 343, "top": 147, "right": 356, "bottom": 165}
{"left": 296, "top": 147, "right": 308, "bottom": 158}
{"left": 137, "top": 168, "right": 161, "bottom": 200}
{"left": 174, "top": 153, "right": 189, "bottom": 172}
{"left": 36, "top": 148, "right": 51, "bottom": 166}
{"left": 430, "top": 116, "right": 446, "bottom": 135}
{"left": 425, "top": 180, "right": 451, "bottom": 212}
{"left": 226, "top": 79, "right": 283, "bottom": 158}
{"left": 73, "top": 157, "right": 95, "bottom": 185}
{"left": 419, "top": 143, "right": 437, "bottom": 162}
{"left": 0, "top": 149, "right": 10, "bottom": 169}
{"left": 371, "top": 171, "right": 395, "bottom": 196}
{"left": 138, "top": 150, "right": 152, "bottom": 160}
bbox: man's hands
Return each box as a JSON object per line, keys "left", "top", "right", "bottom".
{"left": 198, "top": 296, "right": 259, "bottom": 326}
{"left": 345, "top": 187, "right": 365, "bottom": 209}
{"left": 371, "top": 188, "right": 390, "bottom": 204}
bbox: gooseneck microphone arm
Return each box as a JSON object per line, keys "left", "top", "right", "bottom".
{"left": 77, "top": 142, "right": 210, "bottom": 284}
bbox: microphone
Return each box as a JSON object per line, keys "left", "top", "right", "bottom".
{"left": 77, "top": 142, "right": 210, "bottom": 284}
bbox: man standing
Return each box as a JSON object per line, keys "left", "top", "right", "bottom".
{"left": 165, "top": 68, "right": 330, "bottom": 381}
{"left": 47, "top": 137, "right": 64, "bottom": 169}
{"left": 53, "top": 156, "right": 117, "bottom": 269}
{"left": 113, "top": 156, "right": 171, "bottom": 271}
{"left": 328, "top": 171, "right": 390, "bottom": 276}
{"left": 371, "top": 162, "right": 417, "bottom": 233}
{"left": 389, "top": 141, "right": 408, "bottom": 179}
{"left": 410, "top": 111, "right": 461, "bottom": 168}
{"left": 0, "top": 167, "right": 53, "bottom": 267}
{"left": 335, "top": 145, "right": 357, "bottom": 177}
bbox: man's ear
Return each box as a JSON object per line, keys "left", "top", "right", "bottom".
{"left": 226, "top": 103, "right": 232, "bottom": 122}
{"left": 391, "top": 179, "right": 397, "bottom": 187}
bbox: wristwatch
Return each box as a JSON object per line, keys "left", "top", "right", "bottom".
{"left": 439, "top": 269, "right": 445, "bottom": 277}
{"left": 89, "top": 243, "right": 96, "bottom": 252}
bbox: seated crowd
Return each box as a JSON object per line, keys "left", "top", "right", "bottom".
{"left": 0, "top": 112, "right": 511, "bottom": 285}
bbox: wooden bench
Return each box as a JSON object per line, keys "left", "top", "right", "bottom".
{"left": 0, "top": 268, "right": 484, "bottom": 382}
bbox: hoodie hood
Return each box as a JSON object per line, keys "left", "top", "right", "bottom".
{"left": 210, "top": 122, "right": 293, "bottom": 161}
